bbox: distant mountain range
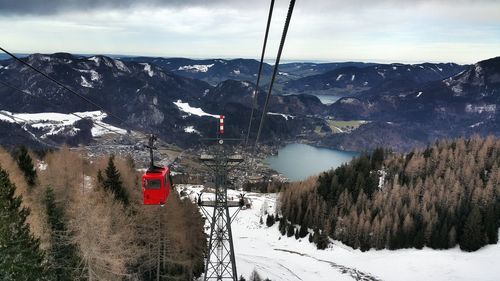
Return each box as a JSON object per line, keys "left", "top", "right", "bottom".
{"left": 325, "top": 57, "right": 500, "bottom": 150}
{"left": 284, "top": 62, "right": 467, "bottom": 96}
{"left": 0, "top": 53, "right": 313, "bottom": 149}
{"left": 0, "top": 52, "right": 498, "bottom": 152}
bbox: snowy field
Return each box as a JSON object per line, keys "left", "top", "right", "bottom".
{"left": 0, "top": 110, "right": 126, "bottom": 137}
{"left": 178, "top": 185, "right": 500, "bottom": 281}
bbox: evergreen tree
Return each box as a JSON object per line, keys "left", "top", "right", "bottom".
{"left": 103, "top": 155, "right": 129, "bottom": 205}
{"left": 278, "top": 218, "right": 286, "bottom": 236}
{"left": 460, "top": 206, "right": 484, "bottom": 251}
{"left": 484, "top": 204, "right": 498, "bottom": 244}
{"left": 15, "top": 145, "right": 37, "bottom": 188}
{"left": 316, "top": 230, "right": 330, "bottom": 250}
{"left": 286, "top": 223, "right": 295, "bottom": 237}
{"left": 44, "top": 186, "right": 80, "bottom": 280}
{"left": 266, "top": 214, "right": 275, "bottom": 227}
{"left": 298, "top": 223, "right": 309, "bottom": 238}
{"left": 249, "top": 269, "right": 262, "bottom": 281}
{"left": 96, "top": 169, "right": 105, "bottom": 189}
{"left": 0, "top": 167, "right": 49, "bottom": 280}
{"left": 294, "top": 228, "right": 300, "bottom": 239}
{"left": 239, "top": 275, "right": 247, "bottom": 281}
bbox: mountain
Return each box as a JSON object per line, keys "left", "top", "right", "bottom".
{"left": 278, "top": 61, "right": 377, "bottom": 79}
{"left": 201, "top": 79, "right": 326, "bottom": 116}
{"left": 325, "top": 57, "right": 500, "bottom": 150}
{"left": 0, "top": 53, "right": 217, "bottom": 145}
{"left": 122, "top": 57, "right": 377, "bottom": 90}
{"left": 284, "top": 62, "right": 467, "bottom": 96}
{"left": 122, "top": 57, "right": 274, "bottom": 86}
{"left": 0, "top": 53, "right": 317, "bottom": 148}
{"left": 1, "top": 53, "right": 499, "bottom": 152}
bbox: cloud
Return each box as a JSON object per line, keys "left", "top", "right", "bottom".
{"left": 1, "top": 0, "right": 499, "bottom": 63}
{"left": 0, "top": 0, "right": 260, "bottom": 15}
{"left": 1, "top": 0, "right": 498, "bottom": 15}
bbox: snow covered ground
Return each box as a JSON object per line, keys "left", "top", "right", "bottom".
{"left": 267, "top": 112, "right": 296, "bottom": 121}
{"left": 178, "top": 64, "right": 214, "bottom": 73}
{"left": 178, "top": 185, "right": 500, "bottom": 281}
{"left": 173, "top": 100, "right": 219, "bottom": 118}
{"left": 0, "top": 110, "right": 126, "bottom": 137}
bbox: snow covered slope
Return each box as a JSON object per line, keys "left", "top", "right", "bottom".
{"left": 179, "top": 185, "right": 500, "bottom": 281}
{"left": 0, "top": 110, "right": 126, "bottom": 138}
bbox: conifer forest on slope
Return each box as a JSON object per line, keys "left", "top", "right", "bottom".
{"left": 279, "top": 136, "right": 500, "bottom": 252}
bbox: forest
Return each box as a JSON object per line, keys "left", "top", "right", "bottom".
{"left": 0, "top": 146, "right": 206, "bottom": 280}
{"left": 279, "top": 136, "right": 500, "bottom": 252}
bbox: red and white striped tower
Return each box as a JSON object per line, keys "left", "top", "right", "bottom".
{"left": 219, "top": 115, "right": 225, "bottom": 135}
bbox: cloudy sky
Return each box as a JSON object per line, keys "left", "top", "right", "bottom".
{"left": 0, "top": 0, "right": 499, "bottom": 64}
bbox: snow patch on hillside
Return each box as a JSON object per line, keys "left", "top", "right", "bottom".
{"left": 114, "top": 60, "right": 130, "bottom": 72}
{"left": 173, "top": 100, "right": 218, "bottom": 118}
{"left": 76, "top": 69, "right": 100, "bottom": 81}
{"left": 184, "top": 126, "right": 201, "bottom": 134}
{"left": 470, "top": 121, "right": 484, "bottom": 128}
{"left": 267, "top": 112, "right": 295, "bottom": 121}
{"left": 88, "top": 56, "right": 100, "bottom": 66}
{"left": 80, "top": 76, "right": 93, "bottom": 88}
{"left": 178, "top": 64, "right": 214, "bottom": 73}
{"left": 0, "top": 110, "right": 126, "bottom": 137}
{"left": 465, "top": 104, "right": 496, "bottom": 114}
{"left": 140, "top": 63, "right": 154, "bottom": 77}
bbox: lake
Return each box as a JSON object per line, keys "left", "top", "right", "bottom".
{"left": 266, "top": 143, "right": 358, "bottom": 181}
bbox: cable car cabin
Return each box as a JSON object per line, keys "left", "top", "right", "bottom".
{"left": 142, "top": 166, "right": 172, "bottom": 205}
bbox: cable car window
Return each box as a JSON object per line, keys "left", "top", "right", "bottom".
{"left": 145, "top": 179, "right": 161, "bottom": 189}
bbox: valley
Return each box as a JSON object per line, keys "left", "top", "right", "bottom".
{"left": 1, "top": 52, "right": 500, "bottom": 281}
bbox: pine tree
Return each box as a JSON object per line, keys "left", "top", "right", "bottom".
{"left": 298, "top": 223, "right": 309, "bottom": 238}
{"left": 96, "top": 169, "right": 105, "bottom": 189}
{"left": 460, "top": 206, "right": 484, "bottom": 251}
{"left": 278, "top": 219, "right": 286, "bottom": 236}
{"left": 266, "top": 214, "right": 275, "bottom": 227}
{"left": 286, "top": 223, "right": 295, "bottom": 237}
{"left": 44, "top": 186, "right": 80, "bottom": 280}
{"left": 483, "top": 204, "right": 498, "bottom": 244}
{"left": 249, "top": 269, "right": 262, "bottom": 281}
{"left": 294, "top": 228, "right": 300, "bottom": 239}
{"left": 0, "top": 167, "right": 49, "bottom": 280}
{"left": 15, "top": 145, "right": 37, "bottom": 188}
{"left": 316, "top": 230, "right": 330, "bottom": 250}
{"left": 103, "top": 155, "right": 129, "bottom": 205}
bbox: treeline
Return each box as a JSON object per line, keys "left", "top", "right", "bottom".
{"left": 279, "top": 136, "right": 500, "bottom": 252}
{"left": 0, "top": 146, "right": 206, "bottom": 280}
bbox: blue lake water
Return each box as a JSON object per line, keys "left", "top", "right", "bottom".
{"left": 266, "top": 143, "right": 359, "bottom": 181}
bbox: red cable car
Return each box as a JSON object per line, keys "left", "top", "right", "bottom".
{"left": 141, "top": 134, "right": 172, "bottom": 205}
{"left": 142, "top": 165, "right": 172, "bottom": 205}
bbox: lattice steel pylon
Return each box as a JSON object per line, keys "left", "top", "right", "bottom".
{"left": 199, "top": 141, "right": 244, "bottom": 281}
